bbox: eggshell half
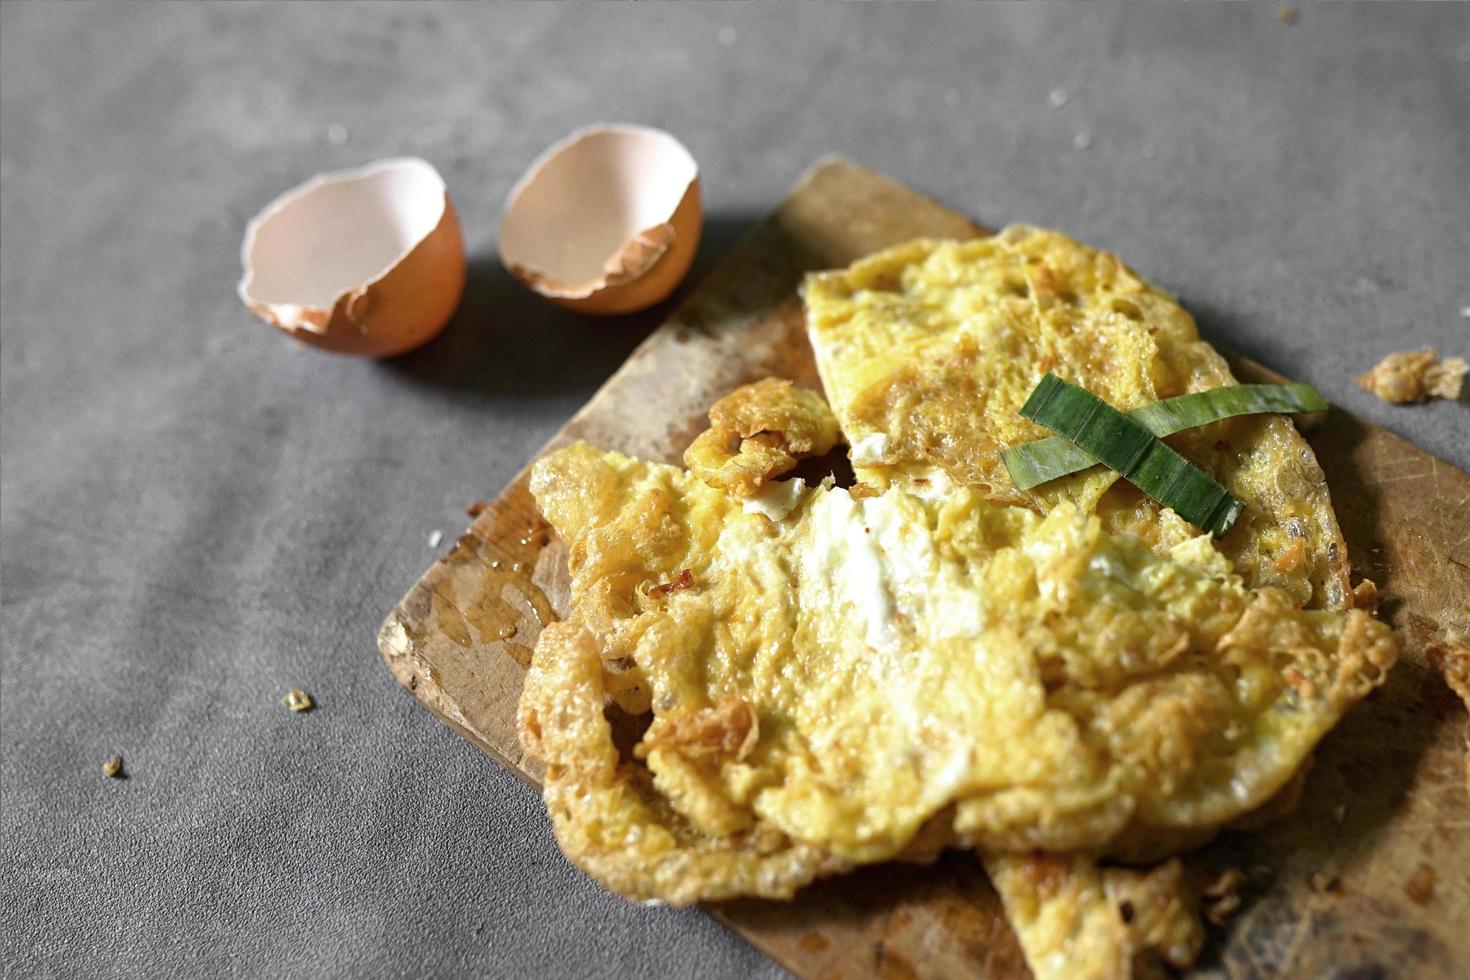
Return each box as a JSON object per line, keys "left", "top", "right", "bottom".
{"left": 238, "top": 157, "right": 466, "bottom": 357}
{"left": 499, "top": 125, "right": 701, "bottom": 315}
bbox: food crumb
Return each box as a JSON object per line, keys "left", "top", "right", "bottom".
{"left": 649, "top": 569, "right": 695, "bottom": 599}
{"left": 1426, "top": 635, "right": 1470, "bottom": 715}
{"left": 1273, "top": 538, "right": 1306, "bottom": 573}
{"left": 1205, "top": 893, "right": 1242, "bottom": 926}
{"left": 283, "top": 688, "right": 315, "bottom": 713}
{"left": 1283, "top": 667, "right": 1317, "bottom": 699}
{"left": 428, "top": 529, "right": 444, "bottom": 548}
{"left": 102, "top": 755, "right": 124, "bottom": 779}
{"left": 1405, "top": 864, "right": 1437, "bottom": 905}
{"left": 466, "top": 501, "right": 489, "bottom": 518}
{"left": 1308, "top": 871, "right": 1342, "bottom": 894}
{"left": 1203, "top": 868, "right": 1247, "bottom": 899}
{"left": 1275, "top": 6, "right": 1297, "bottom": 25}
{"left": 1202, "top": 868, "right": 1247, "bottom": 925}
{"left": 1357, "top": 349, "right": 1466, "bottom": 404}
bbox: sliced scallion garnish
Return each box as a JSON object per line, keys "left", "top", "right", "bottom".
{"left": 1014, "top": 373, "right": 1245, "bottom": 536}
{"left": 1003, "top": 382, "right": 1326, "bottom": 490}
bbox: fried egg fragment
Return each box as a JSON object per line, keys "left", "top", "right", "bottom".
{"left": 683, "top": 377, "right": 840, "bottom": 497}
{"left": 986, "top": 853, "right": 1203, "bottom": 980}
{"left": 1356, "top": 348, "right": 1467, "bottom": 404}
{"left": 518, "top": 620, "right": 847, "bottom": 902}
{"left": 803, "top": 226, "right": 1353, "bottom": 611}
{"left": 525, "top": 443, "right": 1394, "bottom": 870}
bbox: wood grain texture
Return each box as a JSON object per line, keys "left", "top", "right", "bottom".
{"left": 379, "top": 159, "right": 1470, "bottom": 979}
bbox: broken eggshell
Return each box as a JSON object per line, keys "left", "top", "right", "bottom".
{"left": 238, "top": 157, "right": 466, "bottom": 357}
{"left": 499, "top": 125, "right": 701, "bottom": 315}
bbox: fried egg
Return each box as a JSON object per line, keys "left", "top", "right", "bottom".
{"left": 526, "top": 440, "right": 1391, "bottom": 862}
{"left": 518, "top": 226, "right": 1397, "bottom": 978}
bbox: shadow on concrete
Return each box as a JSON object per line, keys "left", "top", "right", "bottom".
{"left": 1179, "top": 295, "right": 1279, "bottom": 372}
{"left": 380, "top": 212, "right": 763, "bottom": 399}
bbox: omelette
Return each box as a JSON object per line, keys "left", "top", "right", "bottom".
{"left": 517, "top": 226, "right": 1397, "bottom": 978}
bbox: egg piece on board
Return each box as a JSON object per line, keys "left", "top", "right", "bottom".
{"left": 499, "top": 125, "right": 701, "bottom": 315}
{"left": 238, "top": 157, "right": 466, "bottom": 357}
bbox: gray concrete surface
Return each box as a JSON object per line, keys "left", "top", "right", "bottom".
{"left": 2, "top": 3, "right": 1467, "bottom": 978}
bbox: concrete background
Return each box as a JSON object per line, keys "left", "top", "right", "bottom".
{"left": 2, "top": 3, "right": 1466, "bottom": 977}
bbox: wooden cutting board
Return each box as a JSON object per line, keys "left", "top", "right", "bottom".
{"left": 378, "top": 159, "right": 1470, "bottom": 979}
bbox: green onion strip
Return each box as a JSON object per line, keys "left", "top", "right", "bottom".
{"left": 1004, "top": 382, "right": 1326, "bottom": 490}
{"left": 1010, "top": 374, "right": 1258, "bottom": 537}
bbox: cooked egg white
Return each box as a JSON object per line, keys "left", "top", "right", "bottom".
{"left": 741, "top": 477, "right": 808, "bottom": 523}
